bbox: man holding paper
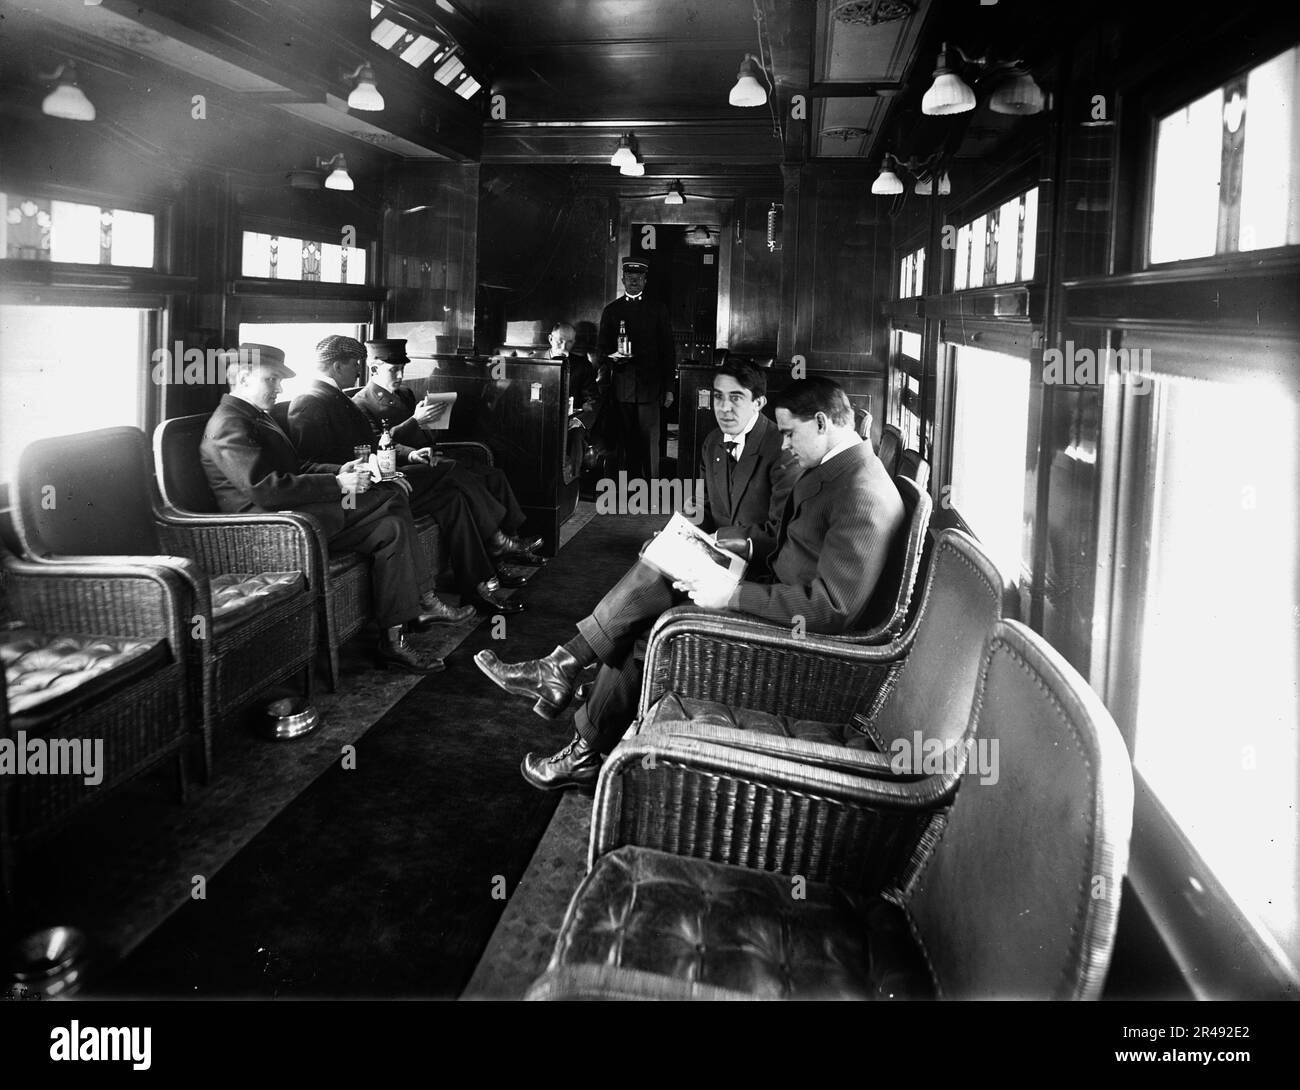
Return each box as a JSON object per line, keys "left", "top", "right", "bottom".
{"left": 475, "top": 372, "right": 907, "bottom": 793}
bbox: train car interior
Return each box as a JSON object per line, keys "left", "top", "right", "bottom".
{"left": 0, "top": 0, "right": 1296, "bottom": 1009}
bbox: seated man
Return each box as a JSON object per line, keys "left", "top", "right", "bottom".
{"left": 475, "top": 376, "right": 901, "bottom": 795}
{"left": 545, "top": 321, "right": 603, "bottom": 434}
{"left": 351, "top": 338, "right": 545, "bottom": 573}
{"left": 200, "top": 343, "right": 444, "bottom": 674}
{"left": 287, "top": 335, "right": 520, "bottom": 617}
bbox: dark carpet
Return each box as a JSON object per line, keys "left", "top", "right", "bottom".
{"left": 92, "top": 511, "right": 663, "bottom": 1000}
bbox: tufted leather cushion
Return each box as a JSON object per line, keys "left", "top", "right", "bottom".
{"left": 209, "top": 571, "right": 305, "bottom": 636}
{"left": 2, "top": 625, "right": 167, "bottom": 718}
{"left": 547, "top": 845, "right": 933, "bottom": 1000}
{"left": 643, "top": 690, "right": 874, "bottom": 749}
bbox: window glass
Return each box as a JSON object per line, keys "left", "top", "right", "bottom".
{"left": 0, "top": 305, "right": 149, "bottom": 483}
{"left": 1150, "top": 45, "right": 1300, "bottom": 263}
{"left": 1131, "top": 374, "right": 1299, "bottom": 971}
{"left": 1, "top": 194, "right": 155, "bottom": 268}
{"left": 947, "top": 343, "right": 1032, "bottom": 583}
{"left": 241, "top": 231, "right": 366, "bottom": 284}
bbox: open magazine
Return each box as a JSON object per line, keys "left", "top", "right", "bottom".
{"left": 423, "top": 391, "right": 458, "bottom": 431}
{"left": 640, "top": 512, "right": 747, "bottom": 596}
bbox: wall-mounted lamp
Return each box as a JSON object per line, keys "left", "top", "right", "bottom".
{"left": 920, "top": 42, "right": 1044, "bottom": 117}
{"left": 729, "top": 53, "right": 768, "bottom": 107}
{"left": 620, "top": 160, "right": 645, "bottom": 177}
{"left": 40, "top": 61, "right": 96, "bottom": 121}
{"left": 345, "top": 62, "right": 384, "bottom": 111}
{"left": 610, "top": 133, "right": 637, "bottom": 168}
{"left": 317, "top": 154, "right": 354, "bottom": 191}
{"left": 871, "top": 155, "right": 904, "bottom": 195}
{"left": 913, "top": 171, "right": 951, "bottom": 196}
{"left": 663, "top": 180, "right": 686, "bottom": 205}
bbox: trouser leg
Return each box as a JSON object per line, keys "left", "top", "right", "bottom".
{"left": 573, "top": 636, "right": 649, "bottom": 753}
{"left": 575, "top": 554, "right": 681, "bottom": 663}
{"left": 638, "top": 402, "right": 661, "bottom": 479}
{"left": 413, "top": 486, "right": 497, "bottom": 595}
{"left": 330, "top": 508, "right": 421, "bottom": 628}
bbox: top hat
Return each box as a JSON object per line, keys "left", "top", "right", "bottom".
{"left": 236, "top": 342, "right": 295, "bottom": 378}
{"left": 365, "top": 339, "right": 410, "bottom": 366}
{"left": 621, "top": 257, "right": 649, "bottom": 272}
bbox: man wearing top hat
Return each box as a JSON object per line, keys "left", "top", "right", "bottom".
{"left": 199, "top": 343, "right": 445, "bottom": 673}
{"left": 596, "top": 257, "right": 676, "bottom": 479}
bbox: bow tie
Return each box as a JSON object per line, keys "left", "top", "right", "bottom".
{"left": 723, "top": 440, "right": 739, "bottom": 461}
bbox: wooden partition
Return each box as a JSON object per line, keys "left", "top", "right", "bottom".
{"left": 409, "top": 354, "right": 578, "bottom": 554}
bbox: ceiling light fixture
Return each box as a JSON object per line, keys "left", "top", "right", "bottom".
{"left": 620, "top": 160, "right": 646, "bottom": 177}
{"left": 729, "top": 53, "right": 768, "bottom": 107}
{"left": 318, "top": 154, "right": 354, "bottom": 191}
{"left": 921, "top": 42, "right": 1045, "bottom": 118}
{"left": 610, "top": 133, "right": 637, "bottom": 168}
{"left": 663, "top": 180, "right": 686, "bottom": 205}
{"left": 40, "top": 61, "right": 96, "bottom": 121}
{"left": 345, "top": 62, "right": 385, "bottom": 111}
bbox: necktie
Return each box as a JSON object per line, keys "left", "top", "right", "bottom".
{"left": 723, "top": 440, "right": 738, "bottom": 496}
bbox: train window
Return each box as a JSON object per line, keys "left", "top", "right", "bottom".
{"left": 241, "top": 232, "right": 367, "bottom": 285}
{"left": 898, "top": 245, "right": 925, "bottom": 299}
{"left": 0, "top": 304, "right": 151, "bottom": 483}
{"left": 951, "top": 188, "right": 1038, "bottom": 291}
{"left": 1124, "top": 373, "right": 1299, "bottom": 972}
{"left": 945, "top": 343, "right": 1032, "bottom": 583}
{"left": 891, "top": 330, "right": 923, "bottom": 449}
{"left": 1, "top": 193, "right": 155, "bottom": 268}
{"left": 1149, "top": 44, "right": 1300, "bottom": 263}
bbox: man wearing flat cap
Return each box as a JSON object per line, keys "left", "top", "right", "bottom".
{"left": 288, "top": 335, "right": 527, "bottom": 615}
{"left": 200, "top": 342, "right": 445, "bottom": 673}
{"left": 597, "top": 257, "right": 676, "bottom": 479}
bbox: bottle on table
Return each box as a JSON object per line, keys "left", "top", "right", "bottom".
{"left": 617, "top": 320, "right": 631, "bottom": 357}
{"left": 376, "top": 426, "right": 397, "bottom": 478}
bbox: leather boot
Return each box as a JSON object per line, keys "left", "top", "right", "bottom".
{"left": 494, "top": 565, "right": 530, "bottom": 589}
{"left": 473, "top": 644, "right": 582, "bottom": 718}
{"left": 520, "top": 731, "right": 602, "bottom": 791}
{"left": 377, "top": 626, "right": 444, "bottom": 674}
{"left": 408, "top": 594, "right": 476, "bottom": 629}
{"left": 474, "top": 580, "right": 524, "bottom": 615}
{"left": 490, "top": 529, "right": 547, "bottom": 565}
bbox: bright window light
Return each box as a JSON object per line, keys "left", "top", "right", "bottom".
{"left": 401, "top": 34, "right": 439, "bottom": 68}
{"left": 238, "top": 322, "right": 371, "bottom": 404}
{"left": 947, "top": 343, "right": 1032, "bottom": 585}
{"left": 1133, "top": 374, "right": 1299, "bottom": 975}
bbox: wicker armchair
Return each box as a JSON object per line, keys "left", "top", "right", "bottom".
{"left": 11, "top": 427, "right": 319, "bottom": 779}
{"left": 876, "top": 424, "right": 903, "bottom": 477}
{"left": 896, "top": 449, "right": 929, "bottom": 490}
{"left": 1, "top": 544, "right": 192, "bottom": 901}
{"left": 527, "top": 619, "right": 1134, "bottom": 1000}
{"left": 598, "top": 529, "right": 1004, "bottom": 885}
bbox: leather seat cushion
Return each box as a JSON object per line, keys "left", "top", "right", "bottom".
{"left": 209, "top": 571, "right": 305, "bottom": 636}
{"left": 550, "top": 845, "right": 933, "bottom": 1000}
{"left": 643, "top": 691, "right": 875, "bottom": 749}
{"left": 2, "top": 625, "right": 168, "bottom": 719}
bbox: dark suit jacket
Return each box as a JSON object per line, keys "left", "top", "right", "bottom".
{"left": 735, "top": 440, "right": 904, "bottom": 635}
{"left": 200, "top": 393, "right": 354, "bottom": 537}
{"left": 286, "top": 379, "right": 384, "bottom": 465}
{"left": 350, "top": 381, "right": 428, "bottom": 456}
{"left": 597, "top": 295, "right": 675, "bottom": 404}
{"left": 699, "top": 413, "right": 798, "bottom": 563}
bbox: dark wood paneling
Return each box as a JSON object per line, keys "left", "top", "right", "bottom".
{"left": 727, "top": 196, "right": 783, "bottom": 355}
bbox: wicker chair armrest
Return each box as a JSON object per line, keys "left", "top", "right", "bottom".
{"left": 633, "top": 717, "right": 896, "bottom": 774}
{"left": 1, "top": 553, "right": 193, "bottom": 650}
{"left": 590, "top": 734, "right": 957, "bottom": 890}
{"left": 153, "top": 508, "right": 322, "bottom": 586}
{"left": 640, "top": 606, "right": 916, "bottom": 723}
{"left": 438, "top": 441, "right": 494, "bottom": 467}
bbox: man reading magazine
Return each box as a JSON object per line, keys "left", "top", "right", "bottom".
{"left": 474, "top": 373, "right": 904, "bottom": 791}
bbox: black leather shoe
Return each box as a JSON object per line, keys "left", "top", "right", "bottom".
{"left": 494, "top": 566, "right": 530, "bottom": 589}
{"left": 474, "top": 582, "right": 524, "bottom": 615}
{"left": 503, "top": 546, "right": 547, "bottom": 566}
{"left": 377, "top": 628, "right": 444, "bottom": 673}
{"left": 490, "top": 530, "right": 548, "bottom": 565}
{"left": 521, "top": 732, "right": 602, "bottom": 790}
{"left": 408, "top": 595, "right": 476, "bottom": 629}
{"left": 474, "top": 645, "right": 581, "bottom": 718}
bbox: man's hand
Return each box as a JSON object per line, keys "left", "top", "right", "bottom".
{"left": 714, "top": 526, "right": 752, "bottom": 560}
{"left": 407, "top": 447, "right": 433, "bottom": 464}
{"left": 672, "top": 577, "right": 734, "bottom": 611}
{"left": 412, "top": 399, "right": 448, "bottom": 427}
{"left": 567, "top": 416, "right": 585, "bottom": 430}
{"left": 337, "top": 458, "right": 372, "bottom": 494}
{"left": 663, "top": 390, "right": 674, "bottom": 408}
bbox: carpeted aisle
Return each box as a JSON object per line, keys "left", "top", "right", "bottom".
{"left": 93, "top": 511, "right": 664, "bottom": 1000}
